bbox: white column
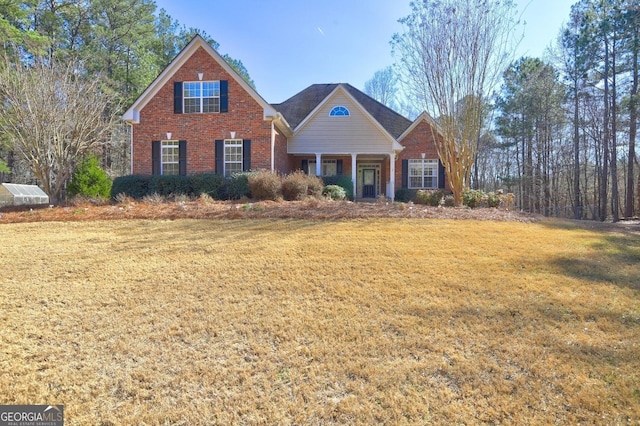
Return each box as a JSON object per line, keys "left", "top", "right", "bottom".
{"left": 315, "top": 153, "right": 322, "bottom": 176}
{"left": 389, "top": 152, "right": 396, "bottom": 200}
{"left": 351, "top": 153, "right": 357, "bottom": 200}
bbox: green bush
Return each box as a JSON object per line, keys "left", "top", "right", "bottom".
{"left": 323, "top": 184, "right": 346, "bottom": 200}
{"left": 248, "top": 169, "right": 281, "bottom": 201}
{"left": 190, "top": 173, "right": 227, "bottom": 200}
{"left": 227, "top": 172, "right": 251, "bottom": 200}
{"left": 462, "top": 189, "right": 484, "bottom": 208}
{"left": 111, "top": 175, "right": 151, "bottom": 200}
{"left": 415, "top": 189, "right": 444, "bottom": 206}
{"left": 322, "top": 175, "right": 353, "bottom": 200}
{"left": 148, "top": 175, "right": 192, "bottom": 197}
{"left": 67, "top": 156, "right": 112, "bottom": 199}
{"left": 394, "top": 188, "right": 414, "bottom": 203}
{"left": 486, "top": 192, "right": 501, "bottom": 208}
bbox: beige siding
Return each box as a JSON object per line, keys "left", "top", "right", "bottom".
{"left": 288, "top": 91, "right": 395, "bottom": 154}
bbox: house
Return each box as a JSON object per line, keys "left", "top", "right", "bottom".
{"left": 123, "top": 35, "right": 447, "bottom": 200}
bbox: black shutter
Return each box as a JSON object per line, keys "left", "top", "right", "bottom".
{"left": 336, "top": 159, "right": 343, "bottom": 175}
{"left": 215, "top": 140, "right": 224, "bottom": 175}
{"left": 220, "top": 80, "right": 228, "bottom": 113}
{"left": 174, "top": 82, "right": 183, "bottom": 114}
{"left": 242, "top": 139, "right": 251, "bottom": 171}
{"left": 438, "top": 160, "right": 446, "bottom": 189}
{"left": 152, "top": 141, "right": 161, "bottom": 175}
{"left": 401, "top": 159, "right": 408, "bottom": 189}
{"left": 179, "top": 140, "right": 187, "bottom": 176}
{"left": 301, "top": 159, "right": 308, "bottom": 174}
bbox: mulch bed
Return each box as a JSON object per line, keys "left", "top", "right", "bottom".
{"left": 0, "top": 199, "right": 540, "bottom": 223}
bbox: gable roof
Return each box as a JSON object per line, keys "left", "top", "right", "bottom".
{"left": 272, "top": 83, "right": 412, "bottom": 139}
{"left": 123, "top": 35, "right": 277, "bottom": 124}
{"left": 397, "top": 111, "right": 443, "bottom": 141}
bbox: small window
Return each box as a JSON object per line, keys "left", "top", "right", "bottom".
{"left": 329, "top": 106, "right": 350, "bottom": 117}
{"left": 224, "top": 139, "right": 243, "bottom": 177}
{"left": 161, "top": 141, "right": 179, "bottom": 175}
{"left": 408, "top": 159, "right": 438, "bottom": 189}
{"left": 183, "top": 81, "right": 220, "bottom": 113}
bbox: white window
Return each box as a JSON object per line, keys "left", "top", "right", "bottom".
{"left": 308, "top": 159, "right": 337, "bottom": 177}
{"left": 161, "top": 141, "right": 179, "bottom": 175}
{"left": 183, "top": 81, "right": 220, "bottom": 113}
{"left": 224, "top": 139, "right": 243, "bottom": 177}
{"left": 329, "top": 106, "right": 350, "bottom": 116}
{"left": 409, "top": 159, "right": 438, "bottom": 189}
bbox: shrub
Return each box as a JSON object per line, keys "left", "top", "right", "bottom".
{"left": 486, "top": 192, "right": 501, "bottom": 208}
{"left": 67, "top": 156, "right": 112, "bottom": 199}
{"left": 281, "top": 171, "right": 309, "bottom": 201}
{"left": 443, "top": 194, "right": 455, "bottom": 207}
{"left": 190, "top": 173, "right": 227, "bottom": 200}
{"left": 227, "top": 172, "right": 251, "bottom": 200}
{"left": 148, "top": 175, "right": 191, "bottom": 197}
{"left": 248, "top": 169, "right": 281, "bottom": 201}
{"left": 323, "top": 184, "right": 346, "bottom": 200}
{"left": 306, "top": 174, "right": 324, "bottom": 198}
{"left": 394, "top": 188, "right": 413, "bottom": 203}
{"left": 322, "top": 175, "right": 353, "bottom": 200}
{"left": 416, "top": 189, "right": 444, "bottom": 206}
{"left": 462, "top": 189, "right": 484, "bottom": 208}
{"left": 111, "top": 175, "right": 151, "bottom": 200}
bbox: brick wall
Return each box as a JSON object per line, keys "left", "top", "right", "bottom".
{"left": 132, "top": 47, "right": 274, "bottom": 175}
{"left": 395, "top": 119, "right": 450, "bottom": 191}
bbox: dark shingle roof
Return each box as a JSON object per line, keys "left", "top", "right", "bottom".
{"left": 272, "top": 83, "right": 412, "bottom": 139}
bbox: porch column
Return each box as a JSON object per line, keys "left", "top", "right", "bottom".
{"left": 351, "top": 153, "right": 357, "bottom": 201}
{"left": 389, "top": 152, "right": 396, "bottom": 200}
{"left": 315, "top": 153, "right": 322, "bottom": 176}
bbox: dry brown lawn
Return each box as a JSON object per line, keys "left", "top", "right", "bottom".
{"left": 0, "top": 205, "right": 639, "bottom": 424}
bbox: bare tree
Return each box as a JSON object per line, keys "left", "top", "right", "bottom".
{"left": 364, "top": 66, "right": 398, "bottom": 109}
{"left": 0, "top": 59, "right": 117, "bottom": 202}
{"left": 392, "top": 0, "right": 519, "bottom": 205}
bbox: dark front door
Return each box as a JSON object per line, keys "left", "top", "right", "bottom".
{"left": 362, "top": 169, "right": 376, "bottom": 198}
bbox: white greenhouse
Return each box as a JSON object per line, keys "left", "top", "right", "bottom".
{"left": 0, "top": 183, "right": 50, "bottom": 207}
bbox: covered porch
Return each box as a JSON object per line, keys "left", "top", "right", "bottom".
{"left": 297, "top": 152, "right": 401, "bottom": 200}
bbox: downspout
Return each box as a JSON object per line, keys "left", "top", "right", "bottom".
{"left": 270, "top": 120, "right": 275, "bottom": 171}
{"left": 128, "top": 122, "right": 134, "bottom": 174}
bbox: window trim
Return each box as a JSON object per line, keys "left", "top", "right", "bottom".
{"left": 161, "top": 140, "right": 180, "bottom": 175}
{"left": 183, "top": 80, "right": 220, "bottom": 114}
{"left": 223, "top": 139, "right": 243, "bottom": 177}
{"left": 408, "top": 159, "right": 438, "bottom": 189}
{"left": 329, "top": 106, "right": 350, "bottom": 117}
{"left": 308, "top": 159, "right": 338, "bottom": 177}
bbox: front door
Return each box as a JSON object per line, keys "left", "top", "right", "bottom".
{"left": 362, "top": 169, "right": 376, "bottom": 198}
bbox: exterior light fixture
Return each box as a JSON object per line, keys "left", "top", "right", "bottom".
{"left": 166, "top": 132, "right": 172, "bottom": 140}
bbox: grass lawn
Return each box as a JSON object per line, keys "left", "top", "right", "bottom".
{"left": 0, "top": 218, "right": 638, "bottom": 424}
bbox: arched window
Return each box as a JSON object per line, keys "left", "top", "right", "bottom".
{"left": 329, "top": 106, "right": 350, "bottom": 117}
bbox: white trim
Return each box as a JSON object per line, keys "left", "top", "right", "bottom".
{"left": 123, "top": 35, "right": 277, "bottom": 124}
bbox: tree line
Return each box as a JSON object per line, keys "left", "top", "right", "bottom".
{"left": 0, "top": 0, "right": 253, "bottom": 201}
{"left": 369, "top": 0, "right": 638, "bottom": 220}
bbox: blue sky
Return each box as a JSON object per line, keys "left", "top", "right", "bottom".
{"left": 155, "top": 0, "right": 575, "bottom": 103}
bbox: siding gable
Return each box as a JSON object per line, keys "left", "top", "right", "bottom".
{"left": 288, "top": 89, "right": 398, "bottom": 154}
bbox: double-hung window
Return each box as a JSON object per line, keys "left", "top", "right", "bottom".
{"left": 408, "top": 159, "right": 438, "bottom": 189}
{"left": 224, "top": 139, "right": 243, "bottom": 177}
{"left": 161, "top": 141, "right": 180, "bottom": 175}
{"left": 183, "top": 81, "right": 220, "bottom": 113}
{"left": 308, "top": 159, "right": 337, "bottom": 177}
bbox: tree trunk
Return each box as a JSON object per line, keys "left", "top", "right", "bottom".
{"left": 600, "top": 39, "right": 610, "bottom": 222}
{"left": 626, "top": 25, "right": 638, "bottom": 218}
